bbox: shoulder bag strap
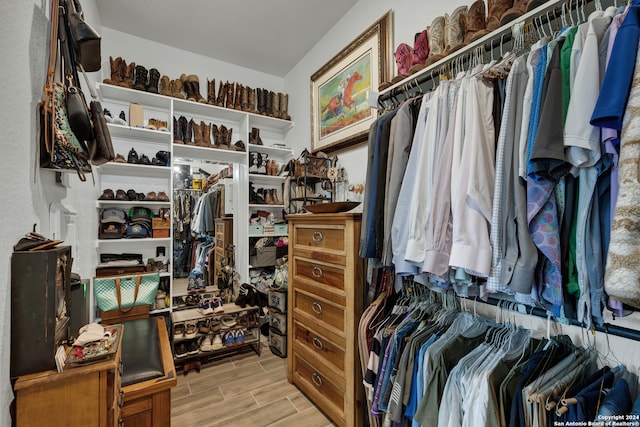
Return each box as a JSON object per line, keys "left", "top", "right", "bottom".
{"left": 43, "top": 0, "right": 61, "bottom": 162}
{"left": 114, "top": 276, "right": 142, "bottom": 313}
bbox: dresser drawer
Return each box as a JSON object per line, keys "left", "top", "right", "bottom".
{"left": 292, "top": 223, "right": 347, "bottom": 265}
{"left": 292, "top": 289, "right": 345, "bottom": 337}
{"left": 293, "top": 257, "right": 345, "bottom": 294}
{"left": 293, "top": 320, "right": 345, "bottom": 373}
{"left": 292, "top": 351, "right": 345, "bottom": 424}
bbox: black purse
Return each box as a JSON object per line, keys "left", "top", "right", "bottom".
{"left": 65, "top": 0, "right": 101, "bottom": 72}
{"left": 59, "top": 6, "right": 94, "bottom": 142}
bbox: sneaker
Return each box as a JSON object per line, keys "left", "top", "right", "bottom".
{"left": 212, "top": 297, "right": 225, "bottom": 314}
{"left": 201, "top": 299, "right": 214, "bottom": 316}
{"left": 209, "top": 320, "right": 221, "bottom": 333}
{"left": 185, "top": 323, "right": 198, "bottom": 339}
{"left": 196, "top": 277, "right": 207, "bottom": 293}
{"left": 200, "top": 334, "right": 213, "bottom": 352}
{"left": 173, "top": 323, "right": 186, "bottom": 339}
{"left": 188, "top": 339, "right": 200, "bottom": 355}
{"left": 174, "top": 342, "right": 188, "bottom": 358}
{"left": 212, "top": 333, "right": 223, "bottom": 350}
{"left": 187, "top": 277, "right": 197, "bottom": 294}
{"left": 223, "top": 330, "right": 236, "bottom": 347}
{"left": 235, "top": 328, "right": 245, "bottom": 345}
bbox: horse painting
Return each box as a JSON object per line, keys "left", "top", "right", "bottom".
{"left": 321, "top": 71, "right": 363, "bottom": 121}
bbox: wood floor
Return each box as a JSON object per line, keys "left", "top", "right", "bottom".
{"left": 170, "top": 338, "right": 336, "bottom": 426}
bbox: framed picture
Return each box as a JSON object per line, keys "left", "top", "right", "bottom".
{"left": 311, "top": 10, "right": 393, "bottom": 153}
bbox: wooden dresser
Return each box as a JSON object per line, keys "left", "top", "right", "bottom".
{"left": 13, "top": 330, "right": 124, "bottom": 426}
{"left": 287, "top": 212, "right": 364, "bottom": 427}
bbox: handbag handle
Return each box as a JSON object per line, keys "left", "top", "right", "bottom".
{"left": 43, "top": 0, "right": 61, "bottom": 162}
{"left": 115, "top": 275, "right": 142, "bottom": 313}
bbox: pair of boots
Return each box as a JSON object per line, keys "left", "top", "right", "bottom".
{"left": 212, "top": 81, "right": 236, "bottom": 109}
{"left": 103, "top": 56, "right": 136, "bottom": 88}
{"left": 131, "top": 65, "right": 161, "bottom": 94}
{"left": 423, "top": 5, "right": 469, "bottom": 68}
{"left": 159, "top": 76, "right": 186, "bottom": 99}
{"left": 260, "top": 188, "right": 281, "bottom": 205}
{"left": 211, "top": 124, "right": 233, "bottom": 149}
{"left": 395, "top": 30, "right": 430, "bottom": 76}
{"left": 180, "top": 74, "right": 207, "bottom": 103}
{"left": 173, "top": 116, "right": 194, "bottom": 145}
{"left": 264, "top": 160, "right": 279, "bottom": 176}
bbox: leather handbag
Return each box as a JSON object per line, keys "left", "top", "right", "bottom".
{"left": 59, "top": 4, "right": 94, "bottom": 142}
{"left": 65, "top": 0, "right": 101, "bottom": 72}
{"left": 39, "top": 0, "right": 91, "bottom": 181}
{"left": 88, "top": 99, "right": 115, "bottom": 165}
{"left": 94, "top": 273, "right": 160, "bottom": 313}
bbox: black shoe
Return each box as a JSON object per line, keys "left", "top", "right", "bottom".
{"left": 127, "top": 148, "right": 139, "bottom": 163}
{"left": 138, "top": 154, "right": 151, "bottom": 165}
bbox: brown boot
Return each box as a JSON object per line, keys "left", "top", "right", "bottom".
{"left": 225, "top": 82, "right": 234, "bottom": 109}
{"left": 180, "top": 74, "right": 192, "bottom": 100}
{"left": 234, "top": 83, "right": 243, "bottom": 110}
{"left": 249, "top": 127, "right": 263, "bottom": 145}
{"left": 121, "top": 60, "right": 136, "bottom": 88}
{"left": 201, "top": 122, "right": 211, "bottom": 147}
{"left": 187, "top": 75, "right": 206, "bottom": 103}
{"left": 265, "top": 189, "right": 275, "bottom": 205}
{"left": 280, "top": 93, "right": 290, "bottom": 121}
{"left": 241, "top": 86, "right": 249, "bottom": 111}
{"left": 207, "top": 79, "right": 216, "bottom": 105}
{"left": 247, "top": 87, "right": 256, "bottom": 113}
{"left": 133, "top": 65, "right": 148, "bottom": 91}
{"left": 445, "top": 6, "right": 468, "bottom": 55}
{"left": 184, "top": 119, "right": 195, "bottom": 145}
{"left": 463, "top": 0, "right": 489, "bottom": 44}
{"left": 170, "top": 78, "right": 185, "bottom": 99}
{"left": 160, "top": 75, "right": 171, "bottom": 96}
{"left": 266, "top": 91, "right": 273, "bottom": 116}
{"left": 256, "top": 88, "right": 264, "bottom": 114}
{"left": 146, "top": 68, "right": 160, "bottom": 94}
{"left": 425, "top": 16, "right": 446, "bottom": 66}
{"left": 500, "top": 0, "right": 535, "bottom": 26}
{"left": 211, "top": 124, "right": 220, "bottom": 148}
{"left": 487, "top": 0, "right": 513, "bottom": 31}
{"left": 173, "top": 116, "right": 183, "bottom": 144}
{"left": 103, "top": 56, "right": 122, "bottom": 85}
{"left": 271, "top": 92, "right": 280, "bottom": 119}
{"left": 219, "top": 125, "right": 229, "bottom": 149}
{"left": 193, "top": 121, "right": 204, "bottom": 146}
{"left": 271, "top": 189, "right": 282, "bottom": 204}
{"left": 215, "top": 81, "right": 225, "bottom": 107}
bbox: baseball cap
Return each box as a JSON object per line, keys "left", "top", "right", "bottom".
{"left": 101, "top": 207, "right": 127, "bottom": 224}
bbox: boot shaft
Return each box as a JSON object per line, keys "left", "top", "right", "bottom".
{"left": 216, "top": 81, "right": 225, "bottom": 106}
{"left": 247, "top": 87, "right": 256, "bottom": 113}
{"left": 272, "top": 92, "right": 281, "bottom": 119}
{"left": 121, "top": 61, "right": 136, "bottom": 88}
{"left": 445, "top": 6, "right": 468, "bottom": 54}
{"left": 160, "top": 75, "right": 171, "bottom": 96}
{"left": 192, "top": 120, "right": 204, "bottom": 146}
{"left": 207, "top": 79, "right": 216, "bottom": 105}
{"left": 241, "top": 86, "right": 249, "bottom": 112}
{"left": 463, "top": 0, "right": 489, "bottom": 44}
{"left": 146, "top": 68, "right": 160, "bottom": 94}
{"left": 184, "top": 118, "right": 194, "bottom": 144}
{"left": 280, "top": 93, "right": 290, "bottom": 121}
{"left": 173, "top": 116, "right": 183, "bottom": 144}
{"left": 428, "top": 16, "right": 445, "bottom": 57}
{"left": 487, "top": 0, "right": 514, "bottom": 31}
{"left": 187, "top": 75, "right": 206, "bottom": 103}
{"left": 225, "top": 82, "right": 234, "bottom": 109}
{"left": 234, "top": 83, "right": 243, "bottom": 110}
{"left": 256, "top": 88, "right": 264, "bottom": 114}
{"left": 133, "top": 65, "right": 148, "bottom": 91}
{"left": 211, "top": 124, "right": 220, "bottom": 147}
{"left": 202, "top": 121, "right": 211, "bottom": 146}
{"left": 171, "top": 78, "right": 185, "bottom": 99}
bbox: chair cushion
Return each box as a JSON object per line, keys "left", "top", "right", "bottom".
{"left": 121, "top": 317, "right": 164, "bottom": 387}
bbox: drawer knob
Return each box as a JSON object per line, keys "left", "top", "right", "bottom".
{"left": 312, "top": 231, "right": 323, "bottom": 243}
{"left": 313, "top": 337, "right": 324, "bottom": 350}
{"left": 311, "top": 301, "right": 323, "bottom": 315}
{"left": 312, "top": 266, "right": 323, "bottom": 278}
{"left": 312, "top": 372, "right": 323, "bottom": 388}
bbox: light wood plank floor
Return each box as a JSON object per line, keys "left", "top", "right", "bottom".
{"left": 171, "top": 338, "right": 336, "bottom": 427}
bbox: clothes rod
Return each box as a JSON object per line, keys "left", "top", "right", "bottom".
{"left": 478, "top": 296, "right": 640, "bottom": 343}
{"left": 377, "top": 0, "right": 598, "bottom": 105}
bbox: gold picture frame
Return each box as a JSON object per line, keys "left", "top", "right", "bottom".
{"left": 310, "top": 10, "right": 393, "bottom": 153}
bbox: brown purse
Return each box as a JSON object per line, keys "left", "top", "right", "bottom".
{"left": 65, "top": 0, "right": 101, "bottom": 72}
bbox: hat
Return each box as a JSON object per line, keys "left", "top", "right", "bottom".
{"left": 128, "top": 206, "right": 153, "bottom": 224}
{"left": 126, "top": 223, "right": 151, "bottom": 238}
{"left": 101, "top": 207, "right": 127, "bottom": 224}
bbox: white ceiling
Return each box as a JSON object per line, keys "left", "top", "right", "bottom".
{"left": 96, "top": 0, "right": 359, "bottom": 77}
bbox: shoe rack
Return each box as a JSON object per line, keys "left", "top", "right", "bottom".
{"left": 93, "top": 82, "right": 294, "bottom": 326}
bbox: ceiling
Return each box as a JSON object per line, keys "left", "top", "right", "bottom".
{"left": 96, "top": 0, "right": 359, "bottom": 77}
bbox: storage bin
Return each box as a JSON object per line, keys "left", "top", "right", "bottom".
{"left": 152, "top": 229, "right": 170, "bottom": 238}
{"left": 274, "top": 223, "right": 288, "bottom": 235}
{"left": 250, "top": 246, "right": 276, "bottom": 267}
{"left": 152, "top": 217, "right": 170, "bottom": 229}
{"left": 268, "top": 288, "right": 287, "bottom": 313}
{"left": 249, "top": 224, "right": 263, "bottom": 236}
{"left": 269, "top": 327, "right": 286, "bottom": 358}
{"left": 269, "top": 311, "right": 287, "bottom": 334}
